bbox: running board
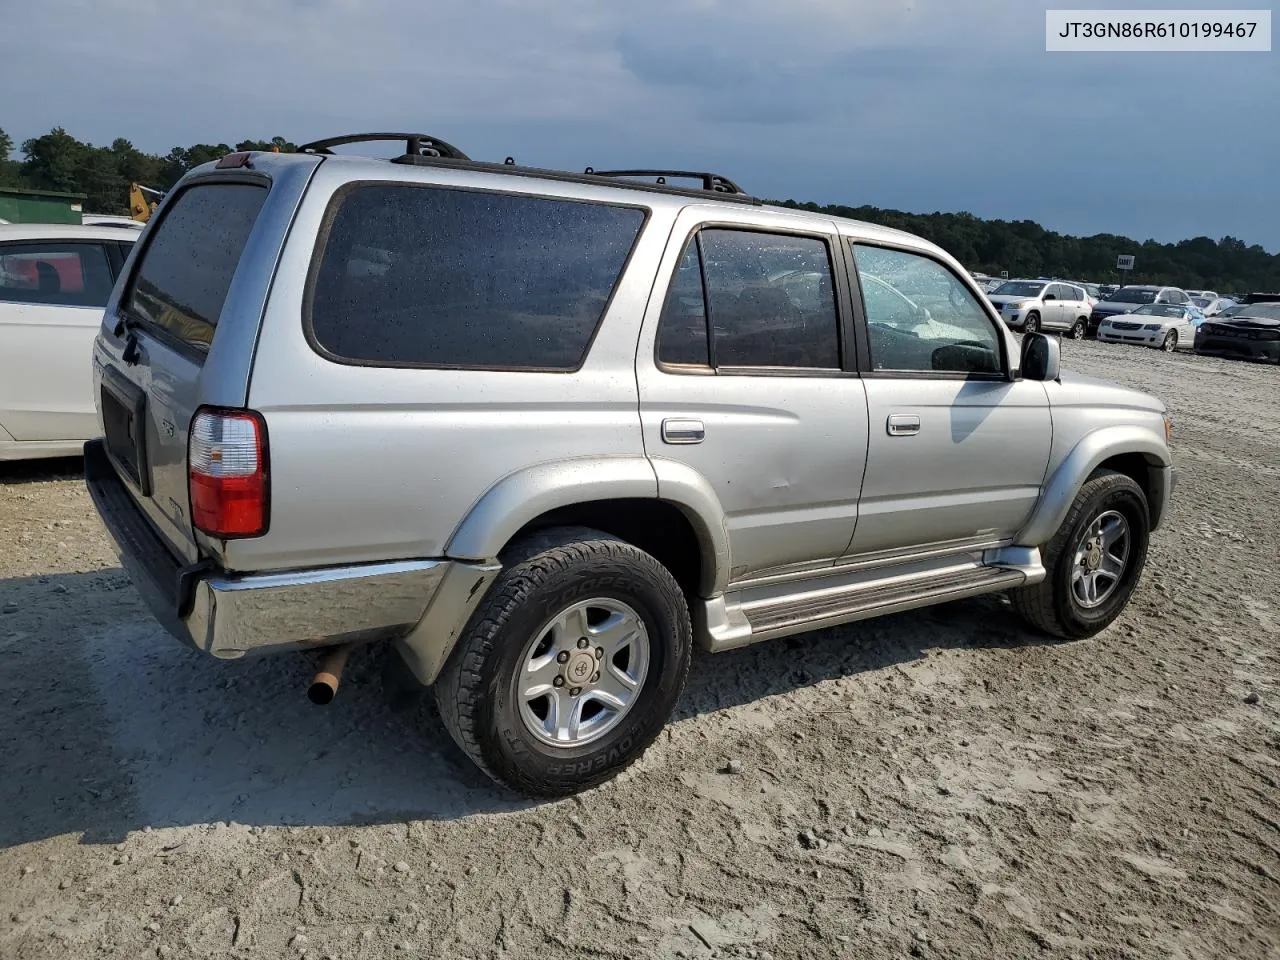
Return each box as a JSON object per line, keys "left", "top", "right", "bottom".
{"left": 701, "top": 552, "right": 1041, "bottom": 653}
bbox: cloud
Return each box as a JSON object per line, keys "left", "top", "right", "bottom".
{"left": 0, "top": 0, "right": 1275, "bottom": 248}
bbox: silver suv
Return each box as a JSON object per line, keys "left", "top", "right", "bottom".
{"left": 85, "top": 133, "right": 1176, "bottom": 797}
{"left": 988, "top": 279, "right": 1092, "bottom": 338}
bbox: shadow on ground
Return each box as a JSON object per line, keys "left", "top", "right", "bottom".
{"left": 0, "top": 456, "right": 84, "bottom": 485}
{"left": 0, "top": 567, "right": 1053, "bottom": 849}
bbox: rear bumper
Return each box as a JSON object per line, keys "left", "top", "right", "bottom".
{"left": 84, "top": 439, "right": 494, "bottom": 664}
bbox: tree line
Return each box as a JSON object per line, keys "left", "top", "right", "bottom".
{"left": 3, "top": 126, "right": 1276, "bottom": 293}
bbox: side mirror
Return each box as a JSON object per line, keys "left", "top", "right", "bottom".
{"left": 1043, "top": 294, "right": 1056, "bottom": 301}
{"left": 1020, "top": 332, "right": 1060, "bottom": 382}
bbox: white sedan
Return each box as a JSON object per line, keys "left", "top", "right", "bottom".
{"left": 0, "top": 223, "right": 137, "bottom": 460}
{"left": 1096, "top": 303, "right": 1199, "bottom": 353}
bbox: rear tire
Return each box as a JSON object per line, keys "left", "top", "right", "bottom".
{"left": 1012, "top": 472, "right": 1149, "bottom": 640}
{"left": 435, "top": 526, "right": 692, "bottom": 797}
{"left": 1069, "top": 318, "right": 1086, "bottom": 339}
{"left": 1023, "top": 312, "right": 1040, "bottom": 334}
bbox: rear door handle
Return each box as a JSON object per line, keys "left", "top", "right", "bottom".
{"left": 661, "top": 418, "right": 705, "bottom": 444}
{"left": 886, "top": 414, "right": 921, "bottom": 436}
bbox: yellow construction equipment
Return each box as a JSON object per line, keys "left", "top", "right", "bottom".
{"left": 129, "top": 183, "right": 165, "bottom": 223}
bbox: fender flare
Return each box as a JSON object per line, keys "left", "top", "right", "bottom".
{"left": 1016, "top": 425, "right": 1171, "bottom": 546}
{"left": 445, "top": 456, "right": 731, "bottom": 596}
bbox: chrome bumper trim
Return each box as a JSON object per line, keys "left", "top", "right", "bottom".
{"left": 187, "top": 559, "right": 449, "bottom": 659}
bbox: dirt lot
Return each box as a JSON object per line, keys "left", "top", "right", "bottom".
{"left": 0, "top": 339, "right": 1277, "bottom": 960}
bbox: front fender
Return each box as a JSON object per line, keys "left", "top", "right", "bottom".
{"left": 1016, "top": 425, "right": 1172, "bottom": 546}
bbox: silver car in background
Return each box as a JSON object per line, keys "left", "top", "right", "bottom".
{"left": 988, "top": 279, "right": 1092, "bottom": 337}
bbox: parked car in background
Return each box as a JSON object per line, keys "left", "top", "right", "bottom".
{"left": 83, "top": 136, "right": 1176, "bottom": 797}
{"left": 988, "top": 279, "right": 1092, "bottom": 336}
{"left": 0, "top": 223, "right": 136, "bottom": 460}
{"left": 1070, "top": 281, "right": 1102, "bottom": 304}
{"left": 1098, "top": 284, "right": 1120, "bottom": 299}
{"left": 1087, "top": 285, "right": 1191, "bottom": 337}
{"left": 1191, "top": 296, "right": 1234, "bottom": 317}
{"left": 1097, "top": 303, "right": 1199, "bottom": 352}
{"left": 1194, "top": 300, "right": 1280, "bottom": 363}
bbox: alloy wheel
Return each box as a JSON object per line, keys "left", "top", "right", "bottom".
{"left": 1071, "top": 510, "right": 1130, "bottom": 609}
{"left": 516, "top": 598, "right": 651, "bottom": 747}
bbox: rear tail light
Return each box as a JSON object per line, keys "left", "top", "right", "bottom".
{"left": 188, "top": 408, "right": 269, "bottom": 538}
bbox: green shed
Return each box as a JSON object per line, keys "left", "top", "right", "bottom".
{"left": 0, "top": 187, "right": 86, "bottom": 225}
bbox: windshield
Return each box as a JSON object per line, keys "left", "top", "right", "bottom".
{"left": 1219, "top": 302, "right": 1280, "bottom": 320}
{"left": 1191, "top": 297, "right": 1210, "bottom": 307}
{"left": 992, "top": 281, "right": 1045, "bottom": 297}
{"left": 1133, "top": 304, "right": 1182, "bottom": 317}
{"left": 1104, "top": 287, "right": 1158, "bottom": 304}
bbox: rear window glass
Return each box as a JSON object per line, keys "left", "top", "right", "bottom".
{"left": 307, "top": 184, "right": 646, "bottom": 370}
{"left": 126, "top": 183, "right": 268, "bottom": 355}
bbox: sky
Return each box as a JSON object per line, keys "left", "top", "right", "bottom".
{"left": 3, "top": 0, "right": 1277, "bottom": 251}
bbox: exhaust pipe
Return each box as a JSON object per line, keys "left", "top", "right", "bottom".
{"left": 308, "top": 645, "right": 353, "bottom": 705}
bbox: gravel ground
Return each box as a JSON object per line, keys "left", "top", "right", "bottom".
{"left": 1, "top": 339, "right": 1277, "bottom": 960}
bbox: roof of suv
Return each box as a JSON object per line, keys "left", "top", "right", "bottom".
{"left": 200, "top": 137, "right": 937, "bottom": 261}
{"left": 300, "top": 151, "right": 929, "bottom": 251}
{"left": 0, "top": 223, "right": 142, "bottom": 243}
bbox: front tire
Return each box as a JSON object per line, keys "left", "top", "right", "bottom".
{"left": 1161, "top": 331, "right": 1178, "bottom": 352}
{"left": 435, "top": 527, "right": 692, "bottom": 797}
{"left": 1012, "top": 472, "right": 1150, "bottom": 640}
{"left": 1023, "top": 312, "right": 1040, "bottom": 334}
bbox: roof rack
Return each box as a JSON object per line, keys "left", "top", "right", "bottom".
{"left": 583, "top": 168, "right": 746, "bottom": 195}
{"left": 298, "top": 132, "right": 470, "bottom": 162}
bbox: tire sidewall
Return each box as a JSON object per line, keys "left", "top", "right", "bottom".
{"left": 1052, "top": 477, "right": 1149, "bottom": 634}
{"left": 477, "top": 550, "right": 689, "bottom": 792}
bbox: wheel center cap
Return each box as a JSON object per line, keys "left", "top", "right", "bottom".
{"left": 566, "top": 653, "right": 595, "bottom": 684}
{"left": 1084, "top": 545, "right": 1101, "bottom": 571}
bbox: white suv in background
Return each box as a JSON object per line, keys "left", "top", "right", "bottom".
{"left": 0, "top": 223, "right": 136, "bottom": 460}
{"left": 988, "top": 279, "right": 1092, "bottom": 338}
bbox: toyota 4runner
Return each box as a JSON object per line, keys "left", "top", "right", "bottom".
{"left": 86, "top": 133, "right": 1176, "bottom": 797}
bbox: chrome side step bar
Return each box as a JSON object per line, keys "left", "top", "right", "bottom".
{"left": 700, "top": 548, "right": 1044, "bottom": 653}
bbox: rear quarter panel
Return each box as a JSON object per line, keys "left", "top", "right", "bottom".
{"left": 234, "top": 164, "right": 676, "bottom": 572}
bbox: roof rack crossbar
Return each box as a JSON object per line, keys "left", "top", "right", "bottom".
{"left": 584, "top": 168, "right": 746, "bottom": 195}
{"left": 298, "top": 133, "right": 470, "bottom": 162}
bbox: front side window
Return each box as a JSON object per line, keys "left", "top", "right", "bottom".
{"left": 0, "top": 242, "right": 114, "bottom": 308}
{"left": 309, "top": 184, "right": 645, "bottom": 370}
{"left": 656, "top": 229, "right": 840, "bottom": 370}
{"left": 852, "top": 243, "right": 1002, "bottom": 375}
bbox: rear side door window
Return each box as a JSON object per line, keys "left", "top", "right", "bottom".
{"left": 656, "top": 228, "right": 840, "bottom": 370}
{"left": 0, "top": 242, "right": 115, "bottom": 307}
{"left": 851, "top": 243, "right": 1002, "bottom": 375}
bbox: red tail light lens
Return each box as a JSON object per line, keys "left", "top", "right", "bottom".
{"left": 188, "top": 408, "right": 269, "bottom": 538}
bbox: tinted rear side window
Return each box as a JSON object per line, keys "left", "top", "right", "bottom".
{"left": 307, "top": 184, "right": 646, "bottom": 370}
{"left": 126, "top": 183, "right": 268, "bottom": 356}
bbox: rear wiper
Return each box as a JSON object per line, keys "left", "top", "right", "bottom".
{"left": 112, "top": 310, "right": 143, "bottom": 365}
{"left": 112, "top": 309, "right": 134, "bottom": 339}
